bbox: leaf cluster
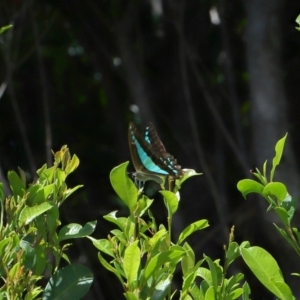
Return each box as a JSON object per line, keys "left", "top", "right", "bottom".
{"left": 0, "top": 146, "right": 95, "bottom": 299}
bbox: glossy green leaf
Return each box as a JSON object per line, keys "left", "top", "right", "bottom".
{"left": 58, "top": 221, "right": 96, "bottom": 241}
{"left": 42, "top": 264, "right": 93, "bottom": 300}
{"left": 124, "top": 241, "right": 140, "bottom": 286}
{"left": 88, "top": 237, "right": 114, "bottom": 257}
{"left": 19, "top": 203, "right": 53, "bottom": 225}
{"left": 178, "top": 169, "right": 202, "bottom": 186}
{"left": 263, "top": 182, "right": 287, "bottom": 203}
{"left": 241, "top": 246, "right": 293, "bottom": 299}
{"left": 161, "top": 190, "right": 179, "bottom": 216}
{"left": 110, "top": 162, "right": 138, "bottom": 212}
{"left": 150, "top": 276, "right": 171, "bottom": 300}
{"left": 270, "top": 133, "right": 287, "bottom": 181}
{"left": 103, "top": 211, "right": 127, "bottom": 231}
{"left": 281, "top": 194, "right": 296, "bottom": 221}
{"left": 237, "top": 179, "right": 264, "bottom": 199}
{"left": 177, "top": 220, "right": 209, "bottom": 245}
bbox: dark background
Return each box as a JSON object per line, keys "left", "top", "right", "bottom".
{"left": 1, "top": 0, "right": 300, "bottom": 299}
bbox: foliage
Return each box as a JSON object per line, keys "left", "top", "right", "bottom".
{"left": 0, "top": 146, "right": 95, "bottom": 299}
{"left": 90, "top": 149, "right": 296, "bottom": 299}
{"left": 237, "top": 134, "right": 299, "bottom": 298}
{"left": 296, "top": 15, "right": 300, "bottom": 31}
{"left": 0, "top": 25, "right": 12, "bottom": 35}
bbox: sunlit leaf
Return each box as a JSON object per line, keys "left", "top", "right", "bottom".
{"left": 270, "top": 133, "right": 287, "bottom": 181}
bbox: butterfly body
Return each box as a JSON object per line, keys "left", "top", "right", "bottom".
{"left": 128, "top": 122, "right": 182, "bottom": 184}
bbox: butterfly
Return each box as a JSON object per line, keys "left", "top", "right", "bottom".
{"left": 128, "top": 122, "right": 183, "bottom": 187}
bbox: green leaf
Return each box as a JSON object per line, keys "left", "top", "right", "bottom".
{"left": 65, "top": 154, "right": 80, "bottom": 175}
{"left": 42, "top": 264, "right": 93, "bottom": 300}
{"left": 20, "top": 239, "right": 35, "bottom": 269}
{"left": 32, "top": 244, "right": 47, "bottom": 275}
{"left": 30, "top": 184, "right": 55, "bottom": 205}
{"left": 263, "top": 182, "right": 287, "bottom": 203}
{"left": 0, "top": 25, "right": 13, "bottom": 34}
{"left": 252, "top": 167, "right": 268, "bottom": 186}
{"left": 144, "top": 250, "right": 185, "bottom": 280}
{"left": 274, "top": 207, "right": 289, "bottom": 227}
{"left": 181, "top": 243, "right": 195, "bottom": 276}
{"left": 160, "top": 190, "right": 179, "bottom": 216}
{"left": 204, "top": 286, "right": 215, "bottom": 299}
{"left": 62, "top": 185, "right": 83, "bottom": 202}
{"left": 124, "top": 292, "right": 139, "bottom": 300}
{"left": 270, "top": 133, "right": 287, "bottom": 181}
{"left": 182, "top": 272, "right": 197, "bottom": 294}
{"left": 190, "top": 285, "right": 203, "bottom": 300}
{"left": 8, "top": 171, "right": 25, "bottom": 197}
{"left": 19, "top": 203, "right": 53, "bottom": 225}
{"left": 240, "top": 246, "right": 294, "bottom": 299}
{"left": 88, "top": 237, "right": 115, "bottom": 257}
{"left": 296, "top": 15, "right": 300, "bottom": 31}
{"left": 242, "top": 282, "right": 251, "bottom": 299}
{"left": 178, "top": 169, "right": 202, "bottom": 186}
{"left": 110, "top": 162, "right": 138, "bottom": 212}
{"left": 281, "top": 194, "right": 296, "bottom": 221}
{"left": 204, "top": 256, "right": 222, "bottom": 290}
{"left": 237, "top": 179, "right": 264, "bottom": 199}
{"left": 177, "top": 220, "right": 209, "bottom": 245}
{"left": 135, "top": 195, "right": 153, "bottom": 217}
{"left": 148, "top": 228, "right": 167, "bottom": 249}
{"left": 150, "top": 276, "right": 172, "bottom": 300}
{"left": 225, "top": 242, "right": 240, "bottom": 267}
{"left": 226, "top": 273, "right": 244, "bottom": 293}
{"left": 98, "top": 252, "right": 124, "bottom": 286}
{"left": 58, "top": 221, "right": 97, "bottom": 241}
{"left": 228, "top": 288, "right": 243, "bottom": 299}
{"left": 47, "top": 207, "right": 59, "bottom": 235}
{"left": 273, "top": 224, "right": 300, "bottom": 254}
{"left": 124, "top": 241, "right": 140, "bottom": 287}
{"left": 103, "top": 211, "right": 127, "bottom": 231}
